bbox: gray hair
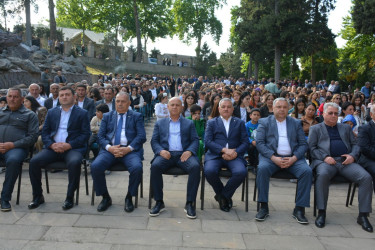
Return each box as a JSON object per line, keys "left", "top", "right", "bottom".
{"left": 273, "top": 97, "right": 288, "bottom": 107}
{"left": 219, "top": 98, "right": 232, "bottom": 108}
{"left": 116, "top": 91, "right": 130, "bottom": 101}
{"left": 323, "top": 102, "right": 340, "bottom": 113}
{"left": 29, "top": 83, "right": 40, "bottom": 90}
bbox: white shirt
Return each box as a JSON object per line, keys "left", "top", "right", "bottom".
{"left": 52, "top": 97, "right": 59, "bottom": 108}
{"left": 54, "top": 106, "right": 73, "bottom": 143}
{"left": 276, "top": 119, "right": 292, "bottom": 156}
{"left": 106, "top": 101, "right": 113, "bottom": 112}
{"left": 78, "top": 100, "right": 84, "bottom": 109}
{"left": 150, "top": 88, "right": 157, "bottom": 99}
{"left": 36, "top": 95, "right": 45, "bottom": 107}
{"left": 168, "top": 117, "right": 183, "bottom": 151}
{"left": 220, "top": 116, "right": 232, "bottom": 148}
{"left": 155, "top": 103, "right": 169, "bottom": 120}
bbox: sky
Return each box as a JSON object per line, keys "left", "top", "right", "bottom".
{"left": 5, "top": 0, "right": 352, "bottom": 57}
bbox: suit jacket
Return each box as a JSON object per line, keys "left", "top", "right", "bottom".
{"left": 256, "top": 115, "right": 308, "bottom": 160}
{"left": 81, "top": 97, "right": 95, "bottom": 119}
{"left": 308, "top": 122, "right": 360, "bottom": 169}
{"left": 42, "top": 105, "right": 90, "bottom": 155}
{"left": 53, "top": 75, "right": 67, "bottom": 83}
{"left": 44, "top": 97, "right": 60, "bottom": 110}
{"left": 95, "top": 99, "right": 116, "bottom": 111}
{"left": 357, "top": 120, "right": 375, "bottom": 161}
{"left": 204, "top": 116, "right": 249, "bottom": 161}
{"left": 98, "top": 110, "right": 146, "bottom": 157}
{"left": 151, "top": 116, "right": 199, "bottom": 158}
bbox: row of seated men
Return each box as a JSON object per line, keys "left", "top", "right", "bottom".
{"left": 0, "top": 87, "right": 375, "bottom": 234}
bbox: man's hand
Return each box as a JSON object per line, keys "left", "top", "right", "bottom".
{"left": 180, "top": 151, "right": 192, "bottom": 162}
{"left": 342, "top": 154, "right": 354, "bottom": 165}
{"left": 271, "top": 155, "right": 284, "bottom": 168}
{"left": 61, "top": 143, "right": 72, "bottom": 152}
{"left": 251, "top": 141, "right": 256, "bottom": 146}
{"left": 281, "top": 156, "right": 297, "bottom": 168}
{"left": 324, "top": 156, "right": 336, "bottom": 165}
{"left": 108, "top": 145, "right": 121, "bottom": 157}
{"left": 50, "top": 142, "right": 71, "bottom": 153}
{"left": 117, "top": 146, "right": 132, "bottom": 157}
{"left": 0, "top": 142, "right": 15, "bottom": 154}
{"left": 160, "top": 150, "right": 171, "bottom": 160}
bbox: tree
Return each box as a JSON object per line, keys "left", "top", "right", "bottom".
{"left": 195, "top": 42, "right": 217, "bottom": 75}
{"left": 172, "top": 0, "right": 225, "bottom": 58}
{"left": 150, "top": 47, "right": 161, "bottom": 59}
{"left": 218, "top": 47, "right": 243, "bottom": 78}
{"left": 48, "top": 0, "right": 57, "bottom": 41}
{"left": 352, "top": 0, "right": 375, "bottom": 35}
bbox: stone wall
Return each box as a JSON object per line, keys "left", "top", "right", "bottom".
{"left": 0, "top": 71, "right": 94, "bottom": 89}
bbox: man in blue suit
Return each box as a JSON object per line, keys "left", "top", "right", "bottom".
{"left": 150, "top": 97, "right": 200, "bottom": 219}
{"left": 91, "top": 92, "right": 146, "bottom": 213}
{"left": 204, "top": 98, "right": 249, "bottom": 212}
{"left": 256, "top": 97, "right": 312, "bottom": 224}
{"left": 28, "top": 86, "right": 90, "bottom": 210}
{"left": 95, "top": 87, "right": 116, "bottom": 112}
{"left": 76, "top": 84, "right": 95, "bottom": 119}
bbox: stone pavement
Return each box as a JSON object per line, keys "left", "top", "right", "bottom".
{"left": 1, "top": 117, "right": 375, "bottom": 250}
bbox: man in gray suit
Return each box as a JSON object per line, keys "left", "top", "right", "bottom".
{"left": 309, "top": 102, "right": 373, "bottom": 232}
{"left": 256, "top": 98, "right": 312, "bottom": 224}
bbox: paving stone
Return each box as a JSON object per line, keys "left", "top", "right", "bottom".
{"left": 341, "top": 224, "right": 375, "bottom": 239}
{"left": 243, "top": 234, "right": 325, "bottom": 250}
{"left": 0, "top": 225, "right": 49, "bottom": 240}
{"left": 182, "top": 232, "right": 246, "bottom": 249}
{"left": 148, "top": 217, "right": 201, "bottom": 232}
{"left": 42, "top": 226, "right": 108, "bottom": 243}
{"left": 311, "top": 223, "right": 352, "bottom": 237}
{"left": 22, "top": 241, "right": 112, "bottom": 250}
{"left": 104, "top": 229, "right": 182, "bottom": 246}
{"left": 256, "top": 222, "right": 317, "bottom": 236}
{"left": 16, "top": 212, "right": 80, "bottom": 226}
{"left": 202, "top": 220, "right": 258, "bottom": 234}
{"left": 111, "top": 245, "right": 178, "bottom": 250}
{"left": 0, "top": 211, "right": 25, "bottom": 224}
{"left": 0, "top": 239, "right": 28, "bottom": 250}
{"left": 197, "top": 208, "right": 240, "bottom": 221}
{"left": 318, "top": 236, "right": 375, "bottom": 250}
{"left": 75, "top": 214, "right": 148, "bottom": 229}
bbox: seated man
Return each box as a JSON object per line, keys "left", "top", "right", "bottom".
{"left": 309, "top": 102, "right": 373, "bottom": 232}
{"left": 28, "top": 86, "right": 90, "bottom": 210}
{"left": 358, "top": 105, "right": 375, "bottom": 194}
{"left": 91, "top": 92, "right": 146, "bottom": 212}
{"left": 150, "top": 97, "right": 200, "bottom": 219}
{"left": 256, "top": 97, "right": 312, "bottom": 224}
{"left": 0, "top": 88, "right": 39, "bottom": 211}
{"left": 204, "top": 98, "right": 249, "bottom": 212}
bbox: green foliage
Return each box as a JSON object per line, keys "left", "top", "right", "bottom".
{"left": 150, "top": 47, "right": 161, "bottom": 59}
{"left": 217, "top": 47, "right": 243, "bottom": 78}
{"left": 352, "top": 0, "right": 375, "bottom": 35}
{"left": 208, "top": 63, "right": 225, "bottom": 77}
{"left": 195, "top": 42, "right": 217, "bottom": 75}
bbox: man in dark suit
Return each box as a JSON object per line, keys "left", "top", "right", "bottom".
{"left": 309, "top": 102, "right": 373, "bottom": 232}
{"left": 44, "top": 83, "right": 60, "bottom": 110}
{"left": 95, "top": 87, "right": 116, "bottom": 112}
{"left": 150, "top": 97, "right": 200, "bottom": 219}
{"left": 76, "top": 84, "right": 95, "bottom": 119}
{"left": 358, "top": 105, "right": 375, "bottom": 193}
{"left": 90, "top": 92, "right": 146, "bottom": 213}
{"left": 256, "top": 97, "right": 312, "bottom": 224}
{"left": 204, "top": 98, "right": 249, "bottom": 212}
{"left": 28, "top": 86, "right": 90, "bottom": 210}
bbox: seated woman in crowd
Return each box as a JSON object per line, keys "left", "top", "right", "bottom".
{"left": 351, "top": 92, "right": 366, "bottom": 126}
{"left": 300, "top": 102, "right": 319, "bottom": 139}
{"left": 233, "top": 91, "right": 252, "bottom": 123}
{"left": 260, "top": 93, "right": 275, "bottom": 118}
{"left": 205, "top": 93, "right": 221, "bottom": 121}
{"left": 290, "top": 98, "right": 306, "bottom": 119}
{"left": 232, "top": 90, "right": 242, "bottom": 107}
{"left": 130, "top": 87, "right": 144, "bottom": 112}
{"left": 186, "top": 104, "right": 205, "bottom": 162}
{"left": 309, "top": 91, "right": 320, "bottom": 108}
{"left": 183, "top": 93, "right": 196, "bottom": 117}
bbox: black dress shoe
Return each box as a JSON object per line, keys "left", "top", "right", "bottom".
{"left": 293, "top": 207, "right": 309, "bottom": 224}
{"left": 149, "top": 201, "right": 165, "bottom": 217}
{"left": 184, "top": 202, "right": 196, "bottom": 219}
{"left": 255, "top": 207, "right": 269, "bottom": 221}
{"left": 315, "top": 213, "right": 326, "bottom": 228}
{"left": 97, "top": 196, "right": 112, "bottom": 212}
{"left": 357, "top": 215, "right": 373, "bottom": 233}
{"left": 62, "top": 198, "right": 74, "bottom": 210}
{"left": 0, "top": 200, "right": 11, "bottom": 212}
{"left": 214, "top": 194, "right": 230, "bottom": 212}
{"left": 124, "top": 196, "right": 134, "bottom": 213}
{"left": 228, "top": 198, "right": 233, "bottom": 209}
{"left": 28, "top": 195, "right": 45, "bottom": 209}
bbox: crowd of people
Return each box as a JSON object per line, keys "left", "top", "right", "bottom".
{"left": 1, "top": 73, "right": 375, "bottom": 233}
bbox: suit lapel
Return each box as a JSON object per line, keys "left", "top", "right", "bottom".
{"left": 286, "top": 117, "right": 293, "bottom": 146}
{"left": 67, "top": 105, "right": 75, "bottom": 129}
{"left": 320, "top": 123, "right": 330, "bottom": 151}
{"left": 217, "top": 117, "right": 227, "bottom": 138}
{"left": 338, "top": 124, "right": 350, "bottom": 150}
{"left": 271, "top": 116, "right": 279, "bottom": 142}
{"left": 228, "top": 117, "right": 236, "bottom": 138}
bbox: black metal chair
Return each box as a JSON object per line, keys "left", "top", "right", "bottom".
{"left": 200, "top": 167, "right": 249, "bottom": 211}
{"left": 43, "top": 158, "right": 89, "bottom": 205}
{"left": 91, "top": 162, "right": 143, "bottom": 208}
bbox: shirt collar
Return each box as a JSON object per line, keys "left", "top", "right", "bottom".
{"left": 60, "top": 105, "right": 74, "bottom": 112}
{"left": 169, "top": 115, "right": 182, "bottom": 122}
{"left": 220, "top": 116, "right": 232, "bottom": 122}
{"left": 117, "top": 111, "right": 127, "bottom": 116}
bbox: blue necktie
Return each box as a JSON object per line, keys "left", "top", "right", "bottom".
{"left": 114, "top": 114, "right": 124, "bottom": 145}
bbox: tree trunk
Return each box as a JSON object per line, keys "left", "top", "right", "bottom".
{"left": 1, "top": 1, "right": 7, "bottom": 31}
{"left": 48, "top": 0, "right": 57, "bottom": 41}
{"left": 291, "top": 53, "right": 297, "bottom": 78}
{"left": 274, "top": 44, "right": 281, "bottom": 81}
{"left": 196, "top": 36, "right": 202, "bottom": 59}
{"left": 144, "top": 37, "right": 148, "bottom": 52}
{"left": 248, "top": 54, "right": 253, "bottom": 78}
{"left": 254, "top": 61, "right": 259, "bottom": 81}
{"left": 115, "top": 25, "right": 119, "bottom": 59}
{"left": 133, "top": 0, "right": 142, "bottom": 63}
{"left": 25, "top": 0, "right": 32, "bottom": 46}
{"left": 311, "top": 54, "right": 316, "bottom": 84}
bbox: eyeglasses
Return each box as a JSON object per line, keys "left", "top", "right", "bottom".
{"left": 326, "top": 112, "right": 339, "bottom": 116}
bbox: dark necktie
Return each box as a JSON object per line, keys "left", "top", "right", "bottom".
{"left": 114, "top": 114, "right": 124, "bottom": 145}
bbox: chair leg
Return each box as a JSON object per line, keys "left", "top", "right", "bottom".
{"left": 253, "top": 175, "right": 257, "bottom": 202}
{"left": 200, "top": 173, "right": 205, "bottom": 210}
{"left": 350, "top": 184, "right": 357, "bottom": 206}
{"left": 245, "top": 172, "right": 249, "bottom": 212}
{"left": 75, "top": 181, "right": 80, "bottom": 205}
{"left": 16, "top": 168, "right": 22, "bottom": 205}
{"left": 91, "top": 185, "right": 95, "bottom": 206}
{"left": 295, "top": 181, "right": 299, "bottom": 203}
{"left": 45, "top": 169, "right": 50, "bottom": 193}
{"left": 241, "top": 179, "right": 245, "bottom": 201}
{"left": 346, "top": 183, "right": 352, "bottom": 207}
{"left": 140, "top": 175, "right": 143, "bottom": 198}
{"left": 135, "top": 192, "right": 138, "bottom": 208}
{"left": 84, "top": 161, "right": 89, "bottom": 196}
{"left": 148, "top": 176, "right": 152, "bottom": 209}
{"left": 313, "top": 182, "right": 317, "bottom": 217}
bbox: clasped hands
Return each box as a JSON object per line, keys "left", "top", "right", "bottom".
{"left": 221, "top": 148, "right": 237, "bottom": 161}
{"left": 324, "top": 154, "right": 354, "bottom": 165}
{"left": 50, "top": 142, "right": 72, "bottom": 153}
{"left": 0, "top": 142, "right": 15, "bottom": 154}
{"left": 159, "top": 149, "right": 192, "bottom": 162}
{"left": 108, "top": 145, "right": 132, "bottom": 158}
{"left": 271, "top": 155, "right": 297, "bottom": 169}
